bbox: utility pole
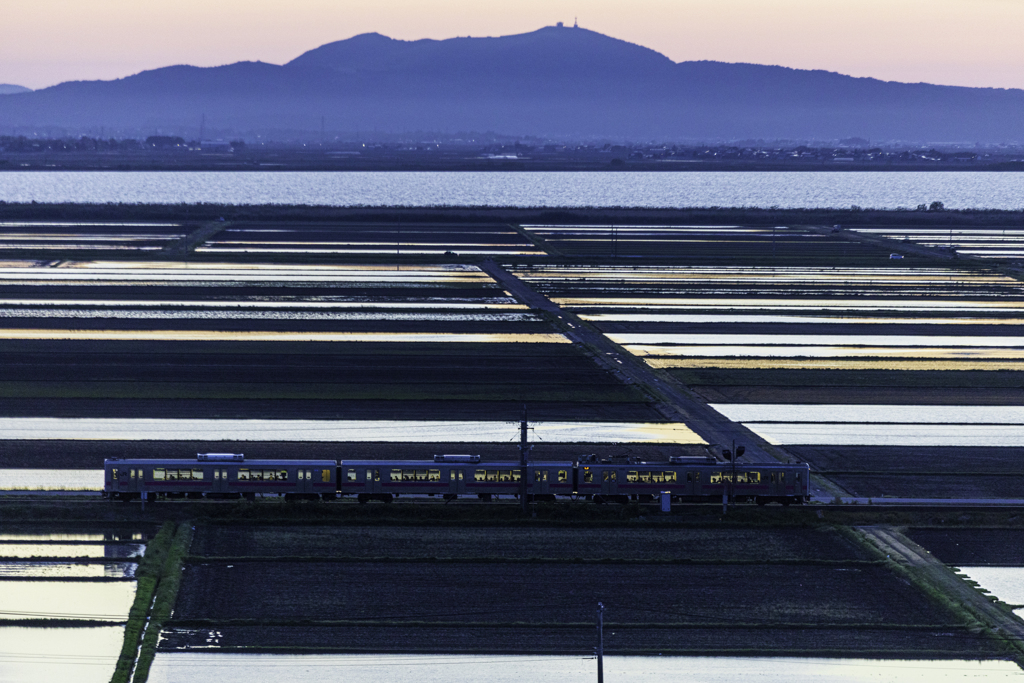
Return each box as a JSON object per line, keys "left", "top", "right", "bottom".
{"left": 596, "top": 602, "right": 604, "bottom": 683}
{"left": 519, "top": 405, "right": 531, "bottom": 514}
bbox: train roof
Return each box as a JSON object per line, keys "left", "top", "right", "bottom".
{"left": 340, "top": 460, "right": 575, "bottom": 467}
{"left": 104, "top": 458, "right": 335, "bottom": 467}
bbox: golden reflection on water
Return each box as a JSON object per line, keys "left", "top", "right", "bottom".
{"left": 0, "top": 330, "right": 568, "bottom": 343}
{"left": 646, "top": 358, "right": 1024, "bottom": 371}
{"left": 0, "top": 581, "right": 136, "bottom": 620}
{"left": 630, "top": 346, "right": 1024, "bottom": 359}
{"left": 555, "top": 298, "right": 1024, "bottom": 310}
{"left": 580, "top": 313, "right": 1024, "bottom": 325}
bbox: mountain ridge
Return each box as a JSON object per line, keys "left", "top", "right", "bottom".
{"left": 2, "top": 26, "right": 1022, "bottom": 142}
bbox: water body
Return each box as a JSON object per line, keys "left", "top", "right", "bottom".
{"left": 957, "top": 567, "right": 1024, "bottom": 618}
{"left": 1, "top": 171, "right": 1023, "bottom": 209}
{"left": 712, "top": 405, "right": 1024, "bottom": 424}
{"left": 0, "top": 469, "right": 105, "bottom": 490}
{"left": 0, "top": 419, "right": 702, "bottom": 444}
{"left": 0, "top": 580, "right": 136, "bottom": 620}
{"left": 741, "top": 423, "right": 1024, "bottom": 447}
{"left": 146, "top": 653, "right": 1024, "bottom": 683}
{"left": 611, "top": 334, "right": 1024, "bottom": 347}
{"left": 0, "top": 562, "right": 137, "bottom": 578}
{"left": 0, "top": 625, "right": 124, "bottom": 683}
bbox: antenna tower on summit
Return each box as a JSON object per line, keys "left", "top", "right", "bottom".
{"left": 574, "top": 17, "right": 578, "bottom": 28}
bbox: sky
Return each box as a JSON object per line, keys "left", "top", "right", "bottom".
{"left": 3, "top": 0, "right": 1023, "bottom": 91}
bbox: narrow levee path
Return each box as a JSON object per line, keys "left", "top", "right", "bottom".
{"left": 858, "top": 525, "right": 1024, "bottom": 665}
{"left": 481, "top": 260, "right": 836, "bottom": 498}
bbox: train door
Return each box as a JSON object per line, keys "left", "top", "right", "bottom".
{"left": 603, "top": 468, "right": 618, "bottom": 496}
{"left": 448, "top": 468, "right": 465, "bottom": 496}
{"left": 533, "top": 468, "right": 549, "bottom": 496}
{"left": 213, "top": 467, "right": 227, "bottom": 494}
{"left": 296, "top": 468, "right": 310, "bottom": 494}
{"left": 115, "top": 465, "right": 129, "bottom": 495}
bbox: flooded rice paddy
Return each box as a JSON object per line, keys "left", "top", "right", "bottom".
{"left": 0, "top": 222, "right": 185, "bottom": 253}
{"left": 851, "top": 227, "right": 1024, "bottom": 260}
{"left": 0, "top": 469, "right": 105, "bottom": 490}
{"left": 0, "top": 625, "right": 125, "bottom": 683}
{"left": 197, "top": 222, "right": 546, "bottom": 257}
{"left": 146, "top": 653, "right": 1024, "bottom": 683}
{"left": 0, "top": 579, "right": 135, "bottom": 619}
{"left": 0, "top": 562, "right": 137, "bottom": 578}
{"left": 0, "top": 329, "right": 566, "bottom": 342}
{"left": 956, "top": 567, "right": 1024, "bottom": 617}
{"left": 712, "top": 405, "right": 1024, "bottom": 424}
{"left": 0, "top": 419, "right": 701, "bottom": 443}
{"left": 0, "top": 543, "right": 142, "bottom": 558}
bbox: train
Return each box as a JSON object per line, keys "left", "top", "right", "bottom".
{"left": 103, "top": 453, "right": 810, "bottom": 505}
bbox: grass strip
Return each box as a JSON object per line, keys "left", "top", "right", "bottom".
{"left": 132, "top": 522, "right": 193, "bottom": 683}
{"left": 109, "top": 521, "right": 174, "bottom": 683}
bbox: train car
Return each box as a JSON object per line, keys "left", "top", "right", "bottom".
{"left": 575, "top": 459, "right": 809, "bottom": 505}
{"left": 103, "top": 454, "right": 336, "bottom": 501}
{"left": 338, "top": 457, "right": 574, "bottom": 503}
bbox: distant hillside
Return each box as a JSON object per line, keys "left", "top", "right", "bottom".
{"left": 1, "top": 26, "right": 1022, "bottom": 143}
{"left": 0, "top": 84, "right": 31, "bottom": 95}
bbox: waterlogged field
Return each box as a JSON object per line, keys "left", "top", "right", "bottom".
{"left": 146, "top": 654, "right": 1024, "bottom": 683}
{"left": 0, "top": 260, "right": 663, "bottom": 468}
{"left": 509, "top": 263, "right": 1024, "bottom": 497}
{"left": 0, "top": 221, "right": 186, "bottom": 253}
{"left": 199, "top": 221, "right": 546, "bottom": 256}
{"left": 0, "top": 530, "right": 146, "bottom": 682}
{"left": 851, "top": 226, "right": 1024, "bottom": 260}
{"left": 519, "top": 224, "right": 886, "bottom": 261}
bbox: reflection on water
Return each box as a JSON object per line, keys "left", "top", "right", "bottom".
{"left": 0, "top": 625, "right": 124, "bottom": 683}
{"left": 626, "top": 345, "right": 1024, "bottom": 359}
{"left": 0, "top": 419, "right": 701, "bottom": 444}
{"left": 712, "top": 404, "right": 1024, "bottom": 424}
{"left": 0, "top": 469, "right": 104, "bottom": 490}
{"left": 0, "top": 308, "right": 537, "bottom": 322}
{"left": 147, "top": 654, "right": 1024, "bottom": 683}
{"left": 0, "top": 543, "right": 144, "bottom": 558}
{"left": 742, "top": 423, "right": 1024, "bottom": 447}
{"left": 0, "top": 532, "right": 144, "bottom": 542}
{"left": 0, "top": 299, "right": 527, "bottom": 311}
{"left": 0, "top": 580, "right": 135, "bottom": 620}
{"left": 555, "top": 298, "right": 1024, "bottom": 312}
{"left": 0, "top": 330, "right": 566, "bottom": 343}
{"left": 581, "top": 313, "right": 1024, "bottom": 326}
{"left": 0, "top": 562, "right": 136, "bottom": 578}
{"left": 611, "top": 334, "right": 1024, "bottom": 347}
{"left": 647, "top": 358, "right": 1024, "bottom": 371}
{"left": 957, "top": 567, "right": 1024, "bottom": 606}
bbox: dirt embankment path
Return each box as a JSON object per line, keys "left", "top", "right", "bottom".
{"left": 482, "top": 260, "right": 838, "bottom": 497}
{"left": 858, "top": 525, "right": 1024, "bottom": 665}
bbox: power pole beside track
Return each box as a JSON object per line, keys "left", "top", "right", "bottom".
{"left": 519, "top": 405, "right": 531, "bottom": 514}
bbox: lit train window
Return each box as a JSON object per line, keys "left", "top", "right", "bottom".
{"left": 603, "top": 471, "right": 617, "bottom": 482}
{"left": 428, "top": 469, "right": 441, "bottom": 482}
{"left": 534, "top": 470, "right": 548, "bottom": 482}
{"left": 392, "top": 469, "right": 403, "bottom": 481}
{"left": 322, "top": 469, "right": 331, "bottom": 483}
{"left": 582, "top": 468, "right": 593, "bottom": 484}
{"left": 557, "top": 470, "right": 568, "bottom": 483}
{"left": 112, "top": 469, "right": 118, "bottom": 480}
{"left": 348, "top": 470, "right": 357, "bottom": 482}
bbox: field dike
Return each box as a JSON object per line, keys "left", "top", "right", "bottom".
{"left": 849, "top": 525, "right": 1024, "bottom": 666}
{"left": 109, "top": 521, "right": 193, "bottom": 683}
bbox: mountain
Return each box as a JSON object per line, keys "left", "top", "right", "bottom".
{"left": 0, "top": 84, "right": 31, "bottom": 95}
{"left": 1, "top": 26, "right": 1022, "bottom": 143}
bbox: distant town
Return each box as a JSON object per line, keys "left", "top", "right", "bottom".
{"left": 2, "top": 135, "right": 1023, "bottom": 171}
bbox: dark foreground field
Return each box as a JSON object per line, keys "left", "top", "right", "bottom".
{"left": 161, "top": 524, "right": 1002, "bottom": 658}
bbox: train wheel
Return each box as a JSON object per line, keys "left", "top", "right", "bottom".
{"left": 357, "top": 494, "right": 369, "bottom": 504}
{"left": 382, "top": 494, "right": 394, "bottom": 504}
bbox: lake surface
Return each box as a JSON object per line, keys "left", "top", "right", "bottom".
{"left": 2, "top": 171, "right": 1023, "bottom": 209}
{"left": 146, "top": 654, "right": 1024, "bottom": 683}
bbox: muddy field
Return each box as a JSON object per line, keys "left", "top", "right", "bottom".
{"left": 791, "top": 446, "right": 1024, "bottom": 498}
{"left": 189, "top": 525, "right": 869, "bottom": 561}
{"left": 163, "top": 523, "right": 1000, "bottom": 657}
